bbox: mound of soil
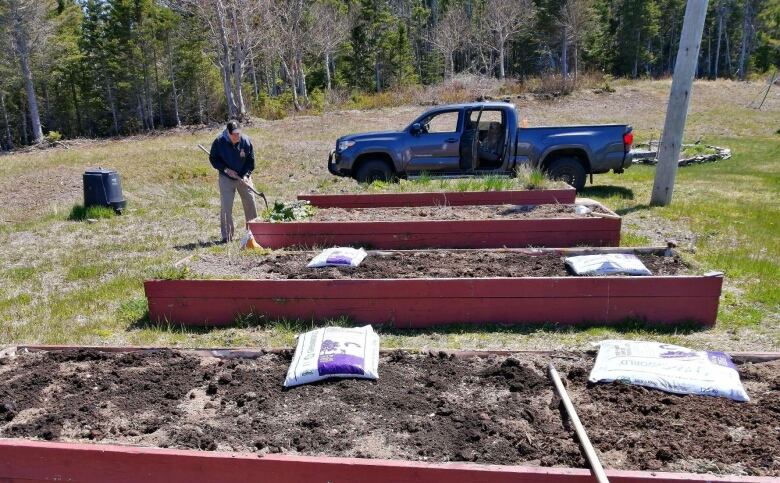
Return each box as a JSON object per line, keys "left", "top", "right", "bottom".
{"left": 0, "top": 349, "right": 777, "bottom": 477}
{"left": 188, "top": 250, "right": 690, "bottom": 280}
{"left": 280, "top": 204, "right": 608, "bottom": 223}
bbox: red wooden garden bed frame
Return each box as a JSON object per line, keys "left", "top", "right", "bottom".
{"left": 297, "top": 185, "right": 576, "bottom": 208}
{"left": 0, "top": 347, "right": 776, "bottom": 483}
{"left": 248, "top": 200, "right": 620, "bottom": 249}
{"left": 0, "top": 439, "right": 773, "bottom": 483}
{"left": 144, "top": 248, "right": 723, "bottom": 327}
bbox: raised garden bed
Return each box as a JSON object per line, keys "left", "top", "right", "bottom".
{"left": 0, "top": 346, "right": 777, "bottom": 482}
{"left": 145, "top": 248, "right": 723, "bottom": 327}
{"left": 298, "top": 185, "right": 576, "bottom": 208}
{"left": 249, "top": 201, "right": 620, "bottom": 249}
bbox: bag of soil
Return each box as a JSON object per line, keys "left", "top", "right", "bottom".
{"left": 284, "top": 325, "right": 380, "bottom": 388}
{"left": 307, "top": 247, "right": 368, "bottom": 268}
{"left": 565, "top": 253, "right": 651, "bottom": 276}
{"left": 589, "top": 340, "right": 749, "bottom": 402}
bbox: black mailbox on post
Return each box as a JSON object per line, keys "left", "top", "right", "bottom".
{"left": 83, "top": 168, "right": 126, "bottom": 214}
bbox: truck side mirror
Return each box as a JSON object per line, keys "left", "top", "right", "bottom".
{"left": 410, "top": 123, "right": 421, "bottom": 135}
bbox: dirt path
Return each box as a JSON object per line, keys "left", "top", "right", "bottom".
{"left": 0, "top": 349, "right": 777, "bottom": 476}
{"left": 188, "top": 250, "right": 689, "bottom": 280}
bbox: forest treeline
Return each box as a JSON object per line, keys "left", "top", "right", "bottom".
{"left": 0, "top": 0, "right": 778, "bottom": 147}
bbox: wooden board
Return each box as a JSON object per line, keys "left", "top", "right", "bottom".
{"left": 248, "top": 216, "right": 621, "bottom": 249}
{"left": 0, "top": 439, "right": 773, "bottom": 483}
{"left": 298, "top": 187, "right": 576, "bottom": 208}
{"left": 144, "top": 274, "right": 723, "bottom": 327}
{"left": 13, "top": 346, "right": 780, "bottom": 364}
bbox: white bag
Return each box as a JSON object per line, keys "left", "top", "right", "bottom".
{"left": 574, "top": 205, "right": 593, "bottom": 215}
{"left": 565, "top": 253, "right": 652, "bottom": 276}
{"left": 589, "top": 340, "right": 749, "bottom": 402}
{"left": 239, "top": 230, "right": 262, "bottom": 250}
{"left": 284, "top": 325, "right": 380, "bottom": 388}
{"left": 307, "top": 247, "right": 368, "bottom": 268}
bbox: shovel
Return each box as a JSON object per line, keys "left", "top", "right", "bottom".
{"left": 197, "top": 143, "right": 269, "bottom": 210}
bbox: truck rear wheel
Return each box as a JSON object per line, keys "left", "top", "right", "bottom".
{"left": 546, "top": 157, "right": 587, "bottom": 191}
{"left": 355, "top": 160, "right": 394, "bottom": 184}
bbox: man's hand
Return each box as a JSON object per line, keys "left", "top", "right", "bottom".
{"left": 224, "top": 168, "right": 240, "bottom": 179}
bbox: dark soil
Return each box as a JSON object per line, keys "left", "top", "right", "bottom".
{"left": 188, "top": 250, "right": 690, "bottom": 280}
{"left": 0, "top": 349, "right": 777, "bottom": 476}
{"left": 299, "top": 204, "right": 608, "bottom": 222}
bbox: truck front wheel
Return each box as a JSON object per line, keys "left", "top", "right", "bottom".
{"left": 355, "top": 160, "right": 394, "bottom": 184}
{"left": 546, "top": 157, "right": 587, "bottom": 191}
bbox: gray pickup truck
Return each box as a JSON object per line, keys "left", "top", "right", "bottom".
{"left": 328, "top": 102, "right": 635, "bottom": 190}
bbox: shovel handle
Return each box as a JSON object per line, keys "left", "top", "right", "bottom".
{"left": 197, "top": 143, "right": 269, "bottom": 210}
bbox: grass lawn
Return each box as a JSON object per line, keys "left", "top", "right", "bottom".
{"left": 0, "top": 79, "right": 778, "bottom": 351}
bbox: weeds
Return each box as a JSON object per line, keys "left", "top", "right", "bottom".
{"left": 117, "top": 297, "right": 149, "bottom": 325}
{"left": 680, "top": 144, "right": 718, "bottom": 158}
{"left": 4, "top": 267, "right": 36, "bottom": 283}
{"left": 150, "top": 265, "right": 191, "bottom": 280}
{"left": 514, "top": 165, "right": 551, "bottom": 189}
{"left": 68, "top": 204, "right": 116, "bottom": 221}
{"left": 65, "top": 263, "right": 111, "bottom": 282}
{"left": 364, "top": 172, "right": 554, "bottom": 194}
{"left": 168, "top": 164, "right": 211, "bottom": 180}
{"left": 481, "top": 174, "right": 514, "bottom": 191}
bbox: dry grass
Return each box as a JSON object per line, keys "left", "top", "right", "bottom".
{"left": 0, "top": 78, "right": 778, "bottom": 351}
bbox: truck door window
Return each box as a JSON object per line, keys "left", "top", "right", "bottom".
{"left": 469, "top": 109, "right": 503, "bottom": 131}
{"left": 422, "top": 111, "right": 459, "bottom": 134}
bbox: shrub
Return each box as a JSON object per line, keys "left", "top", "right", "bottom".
{"left": 309, "top": 88, "right": 326, "bottom": 113}
{"left": 44, "top": 131, "right": 63, "bottom": 143}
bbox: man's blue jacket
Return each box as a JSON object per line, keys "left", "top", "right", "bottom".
{"left": 209, "top": 130, "right": 255, "bottom": 178}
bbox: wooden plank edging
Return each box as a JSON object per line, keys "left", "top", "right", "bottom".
{"left": 248, "top": 201, "right": 621, "bottom": 249}
{"left": 297, "top": 187, "right": 577, "bottom": 208}
{"left": 0, "top": 438, "right": 776, "bottom": 483}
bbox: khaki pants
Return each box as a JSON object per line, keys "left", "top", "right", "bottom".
{"left": 219, "top": 175, "right": 258, "bottom": 241}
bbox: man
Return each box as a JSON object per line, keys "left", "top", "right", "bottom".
{"left": 209, "top": 120, "right": 258, "bottom": 242}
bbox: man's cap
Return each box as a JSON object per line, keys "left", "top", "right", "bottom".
{"left": 227, "top": 120, "right": 241, "bottom": 134}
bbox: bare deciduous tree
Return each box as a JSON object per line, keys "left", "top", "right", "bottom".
{"left": 558, "top": 0, "right": 594, "bottom": 79}
{"left": 430, "top": 7, "right": 471, "bottom": 79}
{"left": 260, "top": 0, "right": 312, "bottom": 110}
{"left": 171, "top": 0, "right": 266, "bottom": 119}
{"left": 309, "top": 2, "right": 352, "bottom": 91}
{"left": 713, "top": 0, "right": 730, "bottom": 79}
{"left": 736, "top": 0, "right": 755, "bottom": 80}
{"left": 1, "top": 0, "right": 53, "bottom": 143}
{"left": 0, "top": 91, "right": 12, "bottom": 150}
{"left": 482, "top": 0, "right": 536, "bottom": 79}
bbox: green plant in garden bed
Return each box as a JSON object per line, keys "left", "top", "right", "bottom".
{"left": 261, "top": 200, "right": 316, "bottom": 222}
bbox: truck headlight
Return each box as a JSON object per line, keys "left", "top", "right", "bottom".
{"left": 338, "top": 140, "right": 356, "bottom": 151}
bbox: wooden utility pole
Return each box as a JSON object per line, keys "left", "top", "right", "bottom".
{"left": 650, "top": 0, "right": 710, "bottom": 206}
